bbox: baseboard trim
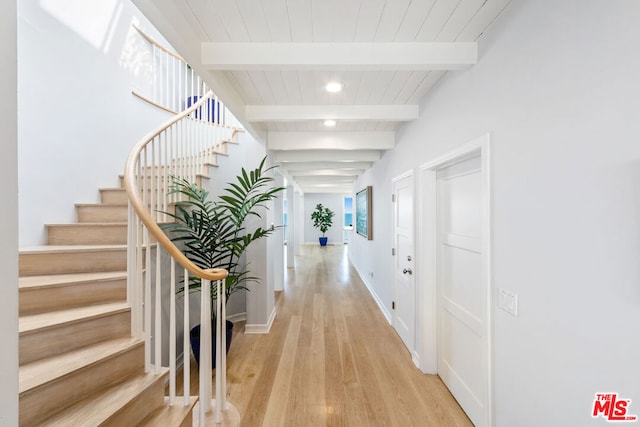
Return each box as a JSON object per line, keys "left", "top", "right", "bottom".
{"left": 412, "top": 351, "right": 421, "bottom": 370}
{"left": 352, "top": 262, "right": 392, "bottom": 325}
{"left": 227, "top": 312, "right": 246, "bottom": 323}
{"left": 244, "top": 307, "right": 276, "bottom": 334}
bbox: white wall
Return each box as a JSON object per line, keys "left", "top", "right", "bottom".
{"left": 293, "top": 190, "right": 304, "bottom": 255}
{"left": 18, "top": 0, "right": 173, "bottom": 246}
{"left": 200, "top": 132, "right": 281, "bottom": 330}
{"left": 349, "top": 169, "right": 394, "bottom": 317}
{"left": 0, "top": 0, "right": 19, "bottom": 423}
{"left": 285, "top": 185, "right": 295, "bottom": 267}
{"left": 350, "top": 0, "right": 640, "bottom": 425}
{"left": 269, "top": 173, "right": 285, "bottom": 292}
{"left": 304, "top": 193, "right": 345, "bottom": 245}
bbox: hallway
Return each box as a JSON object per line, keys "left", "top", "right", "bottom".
{"left": 217, "top": 244, "right": 472, "bottom": 426}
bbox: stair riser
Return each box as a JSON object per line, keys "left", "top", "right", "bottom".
{"left": 77, "top": 205, "right": 128, "bottom": 223}
{"left": 100, "top": 189, "right": 130, "bottom": 205}
{"left": 120, "top": 175, "right": 206, "bottom": 189}
{"left": 19, "top": 343, "right": 144, "bottom": 427}
{"left": 19, "top": 248, "right": 127, "bottom": 276}
{"left": 104, "top": 189, "right": 188, "bottom": 206}
{"left": 20, "top": 277, "right": 126, "bottom": 316}
{"left": 76, "top": 204, "right": 175, "bottom": 223}
{"left": 20, "top": 309, "right": 131, "bottom": 365}
{"left": 47, "top": 224, "right": 127, "bottom": 245}
{"left": 214, "top": 141, "right": 228, "bottom": 155}
{"left": 106, "top": 374, "right": 167, "bottom": 426}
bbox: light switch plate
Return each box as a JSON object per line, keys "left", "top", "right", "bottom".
{"left": 498, "top": 288, "right": 518, "bottom": 317}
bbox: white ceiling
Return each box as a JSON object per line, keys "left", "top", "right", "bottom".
{"left": 133, "top": 0, "right": 512, "bottom": 193}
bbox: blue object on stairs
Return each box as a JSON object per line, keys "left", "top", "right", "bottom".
{"left": 186, "top": 96, "right": 220, "bottom": 123}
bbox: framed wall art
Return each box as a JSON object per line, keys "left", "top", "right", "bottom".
{"left": 356, "top": 186, "right": 373, "bottom": 240}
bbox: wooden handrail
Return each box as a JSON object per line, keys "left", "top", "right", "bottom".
{"left": 124, "top": 90, "right": 227, "bottom": 281}
{"left": 133, "top": 24, "right": 186, "bottom": 62}
{"left": 131, "top": 90, "right": 179, "bottom": 115}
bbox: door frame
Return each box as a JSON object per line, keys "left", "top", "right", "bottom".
{"left": 417, "top": 133, "right": 492, "bottom": 426}
{"left": 391, "top": 170, "right": 417, "bottom": 364}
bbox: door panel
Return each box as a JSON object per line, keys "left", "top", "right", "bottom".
{"left": 437, "top": 156, "right": 486, "bottom": 427}
{"left": 441, "top": 243, "right": 482, "bottom": 320}
{"left": 393, "top": 174, "right": 414, "bottom": 353}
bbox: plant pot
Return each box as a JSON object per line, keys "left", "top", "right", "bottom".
{"left": 189, "top": 320, "right": 234, "bottom": 368}
{"left": 319, "top": 237, "right": 328, "bottom": 246}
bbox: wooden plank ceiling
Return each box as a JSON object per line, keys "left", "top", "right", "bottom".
{"left": 133, "top": 0, "right": 512, "bottom": 193}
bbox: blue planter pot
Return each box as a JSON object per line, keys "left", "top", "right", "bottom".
{"left": 319, "top": 237, "right": 328, "bottom": 246}
{"left": 190, "top": 320, "right": 234, "bottom": 368}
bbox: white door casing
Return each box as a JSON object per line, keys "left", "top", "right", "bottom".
{"left": 417, "top": 134, "right": 492, "bottom": 427}
{"left": 392, "top": 171, "right": 416, "bottom": 359}
{"left": 437, "top": 155, "right": 484, "bottom": 426}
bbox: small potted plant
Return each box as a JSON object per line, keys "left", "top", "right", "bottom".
{"left": 311, "top": 203, "right": 335, "bottom": 246}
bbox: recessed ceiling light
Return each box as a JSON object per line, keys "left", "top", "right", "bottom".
{"left": 325, "top": 82, "right": 343, "bottom": 93}
{"left": 324, "top": 119, "right": 336, "bottom": 127}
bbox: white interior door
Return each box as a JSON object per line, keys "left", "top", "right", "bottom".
{"left": 393, "top": 173, "right": 415, "bottom": 353}
{"left": 436, "top": 155, "right": 487, "bottom": 426}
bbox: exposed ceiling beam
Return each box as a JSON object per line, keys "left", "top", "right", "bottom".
{"left": 274, "top": 150, "right": 380, "bottom": 163}
{"left": 300, "top": 186, "right": 353, "bottom": 194}
{"left": 201, "top": 42, "right": 477, "bottom": 71}
{"left": 294, "top": 176, "right": 355, "bottom": 183}
{"left": 279, "top": 161, "right": 373, "bottom": 171}
{"left": 287, "top": 169, "right": 364, "bottom": 177}
{"left": 275, "top": 168, "right": 303, "bottom": 194}
{"left": 248, "top": 106, "right": 417, "bottom": 122}
{"left": 268, "top": 131, "right": 394, "bottom": 150}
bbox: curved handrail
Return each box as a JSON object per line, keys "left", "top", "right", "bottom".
{"left": 131, "top": 90, "right": 178, "bottom": 115}
{"left": 133, "top": 24, "right": 185, "bottom": 62}
{"left": 124, "top": 90, "right": 227, "bottom": 281}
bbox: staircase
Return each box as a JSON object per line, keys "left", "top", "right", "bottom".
{"left": 17, "top": 177, "right": 203, "bottom": 425}
{"left": 16, "top": 18, "right": 245, "bottom": 422}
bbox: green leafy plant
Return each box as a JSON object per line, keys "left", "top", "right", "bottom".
{"left": 311, "top": 203, "right": 335, "bottom": 238}
{"left": 163, "top": 157, "right": 284, "bottom": 313}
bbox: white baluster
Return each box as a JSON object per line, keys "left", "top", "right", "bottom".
{"left": 183, "top": 267, "right": 190, "bottom": 406}
{"left": 215, "top": 279, "right": 223, "bottom": 422}
{"left": 154, "top": 240, "right": 161, "bottom": 374}
{"left": 169, "top": 259, "right": 176, "bottom": 405}
{"left": 200, "top": 278, "right": 212, "bottom": 424}
{"left": 135, "top": 162, "right": 144, "bottom": 340}
{"left": 143, "top": 148, "right": 152, "bottom": 373}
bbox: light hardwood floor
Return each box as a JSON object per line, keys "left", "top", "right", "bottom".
{"left": 177, "top": 244, "right": 473, "bottom": 426}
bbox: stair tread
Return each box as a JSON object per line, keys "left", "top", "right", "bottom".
{"left": 19, "top": 271, "right": 127, "bottom": 289}
{"left": 41, "top": 368, "right": 169, "bottom": 426}
{"left": 20, "top": 244, "right": 126, "bottom": 254}
{"left": 20, "top": 302, "right": 130, "bottom": 333}
{"left": 46, "top": 222, "right": 127, "bottom": 227}
{"left": 19, "top": 337, "right": 142, "bottom": 393}
{"left": 76, "top": 202, "right": 128, "bottom": 207}
{"left": 139, "top": 396, "right": 198, "bottom": 426}
{"left": 76, "top": 202, "right": 174, "bottom": 208}
{"left": 102, "top": 187, "right": 165, "bottom": 192}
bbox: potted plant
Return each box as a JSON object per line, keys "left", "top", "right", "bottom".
{"left": 163, "top": 157, "right": 284, "bottom": 366}
{"left": 311, "top": 203, "right": 335, "bottom": 246}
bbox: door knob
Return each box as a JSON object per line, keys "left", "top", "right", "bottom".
{"left": 402, "top": 268, "right": 413, "bottom": 275}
